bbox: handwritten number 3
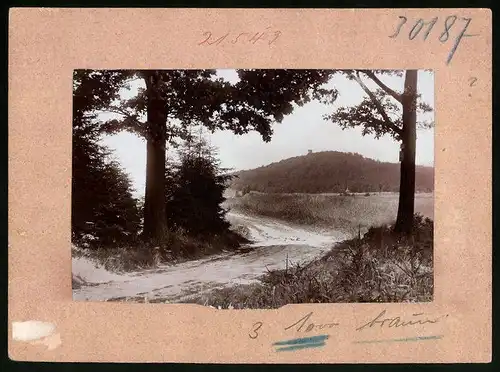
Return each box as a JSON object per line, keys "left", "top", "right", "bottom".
{"left": 249, "top": 322, "right": 263, "bottom": 339}
{"left": 389, "top": 16, "right": 407, "bottom": 38}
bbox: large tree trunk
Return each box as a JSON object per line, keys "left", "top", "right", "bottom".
{"left": 142, "top": 71, "right": 167, "bottom": 242}
{"left": 394, "top": 70, "right": 418, "bottom": 235}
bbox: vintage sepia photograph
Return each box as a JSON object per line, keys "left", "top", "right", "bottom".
{"left": 72, "top": 69, "right": 434, "bottom": 308}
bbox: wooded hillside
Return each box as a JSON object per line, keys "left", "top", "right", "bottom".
{"left": 230, "top": 151, "right": 434, "bottom": 194}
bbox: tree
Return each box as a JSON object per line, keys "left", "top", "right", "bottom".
{"left": 72, "top": 135, "right": 142, "bottom": 247}
{"left": 72, "top": 71, "right": 141, "bottom": 247}
{"left": 165, "top": 133, "right": 233, "bottom": 237}
{"left": 97, "top": 69, "right": 337, "bottom": 243}
{"left": 324, "top": 70, "right": 433, "bottom": 234}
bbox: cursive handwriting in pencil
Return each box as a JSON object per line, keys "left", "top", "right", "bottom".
{"left": 356, "top": 310, "right": 449, "bottom": 331}
{"left": 285, "top": 312, "right": 340, "bottom": 333}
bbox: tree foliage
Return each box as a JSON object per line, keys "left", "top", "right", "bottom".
{"left": 72, "top": 125, "right": 142, "bottom": 247}
{"left": 324, "top": 70, "right": 434, "bottom": 140}
{"left": 165, "top": 135, "right": 233, "bottom": 236}
{"left": 72, "top": 70, "right": 141, "bottom": 248}
{"left": 100, "top": 69, "right": 338, "bottom": 143}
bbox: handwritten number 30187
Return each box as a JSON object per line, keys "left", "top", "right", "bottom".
{"left": 389, "top": 15, "right": 478, "bottom": 65}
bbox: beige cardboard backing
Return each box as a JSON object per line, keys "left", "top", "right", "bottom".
{"left": 8, "top": 8, "right": 492, "bottom": 363}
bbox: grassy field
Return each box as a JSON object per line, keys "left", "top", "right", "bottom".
{"left": 225, "top": 192, "right": 434, "bottom": 236}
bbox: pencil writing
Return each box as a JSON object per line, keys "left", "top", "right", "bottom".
{"left": 389, "top": 15, "right": 479, "bottom": 65}
{"left": 198, "top": 28, "right": 282, "bottom": 46}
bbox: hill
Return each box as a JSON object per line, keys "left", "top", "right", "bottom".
{"left": 229, "top": 151, "right": 434, "bottom": 194}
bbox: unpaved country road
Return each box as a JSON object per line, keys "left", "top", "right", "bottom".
{"left": 72, "top": 212, "right": 348, "bottom": 303}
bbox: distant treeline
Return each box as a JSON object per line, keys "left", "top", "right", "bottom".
{"left": 230, "top": 151, "right": 434, "bottom": 194}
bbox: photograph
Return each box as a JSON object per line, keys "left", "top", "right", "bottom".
{"left": 72, "top": 69, "right": 434, "bottom": 308}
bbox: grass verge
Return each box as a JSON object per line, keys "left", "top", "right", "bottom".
{"left": 184, "top": 214, "right": 433, "bottom": 308}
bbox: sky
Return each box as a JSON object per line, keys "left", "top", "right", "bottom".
{"left": 99, "top": 69, "right": 434, "bottom": 197}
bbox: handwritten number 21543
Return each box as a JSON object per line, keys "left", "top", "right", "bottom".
{"left": 389, "top": 15, "right": 478, "bottom": 65}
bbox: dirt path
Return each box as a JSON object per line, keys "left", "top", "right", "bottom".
{"left": 72, "top": 212, "right": 347, "bottom": 302}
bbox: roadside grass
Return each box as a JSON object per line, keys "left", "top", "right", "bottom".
{"left": 72, "top": 229, "right": 249, "bottom": 275}
{"left": 185, "top": 214, "right": 434, "bottom": 308}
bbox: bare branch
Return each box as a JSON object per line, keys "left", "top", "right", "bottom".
{"left": 353, "top": 72, "right": 402, "bottom": 135}
{"left": 361, "top": 70, "right": 403, "bottom": 104}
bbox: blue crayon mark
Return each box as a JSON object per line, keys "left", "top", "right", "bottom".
{"left": 272, "top": 335, "right": 329, "bottom": 352}
{"left": 273, "top": 334, "right": 329, "bottom": 346}
{"left": 275, "top": 342, "right": 326, "bottom": 352}
{"left": 353, "top": 335, "right": 444, "bottom": 344}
